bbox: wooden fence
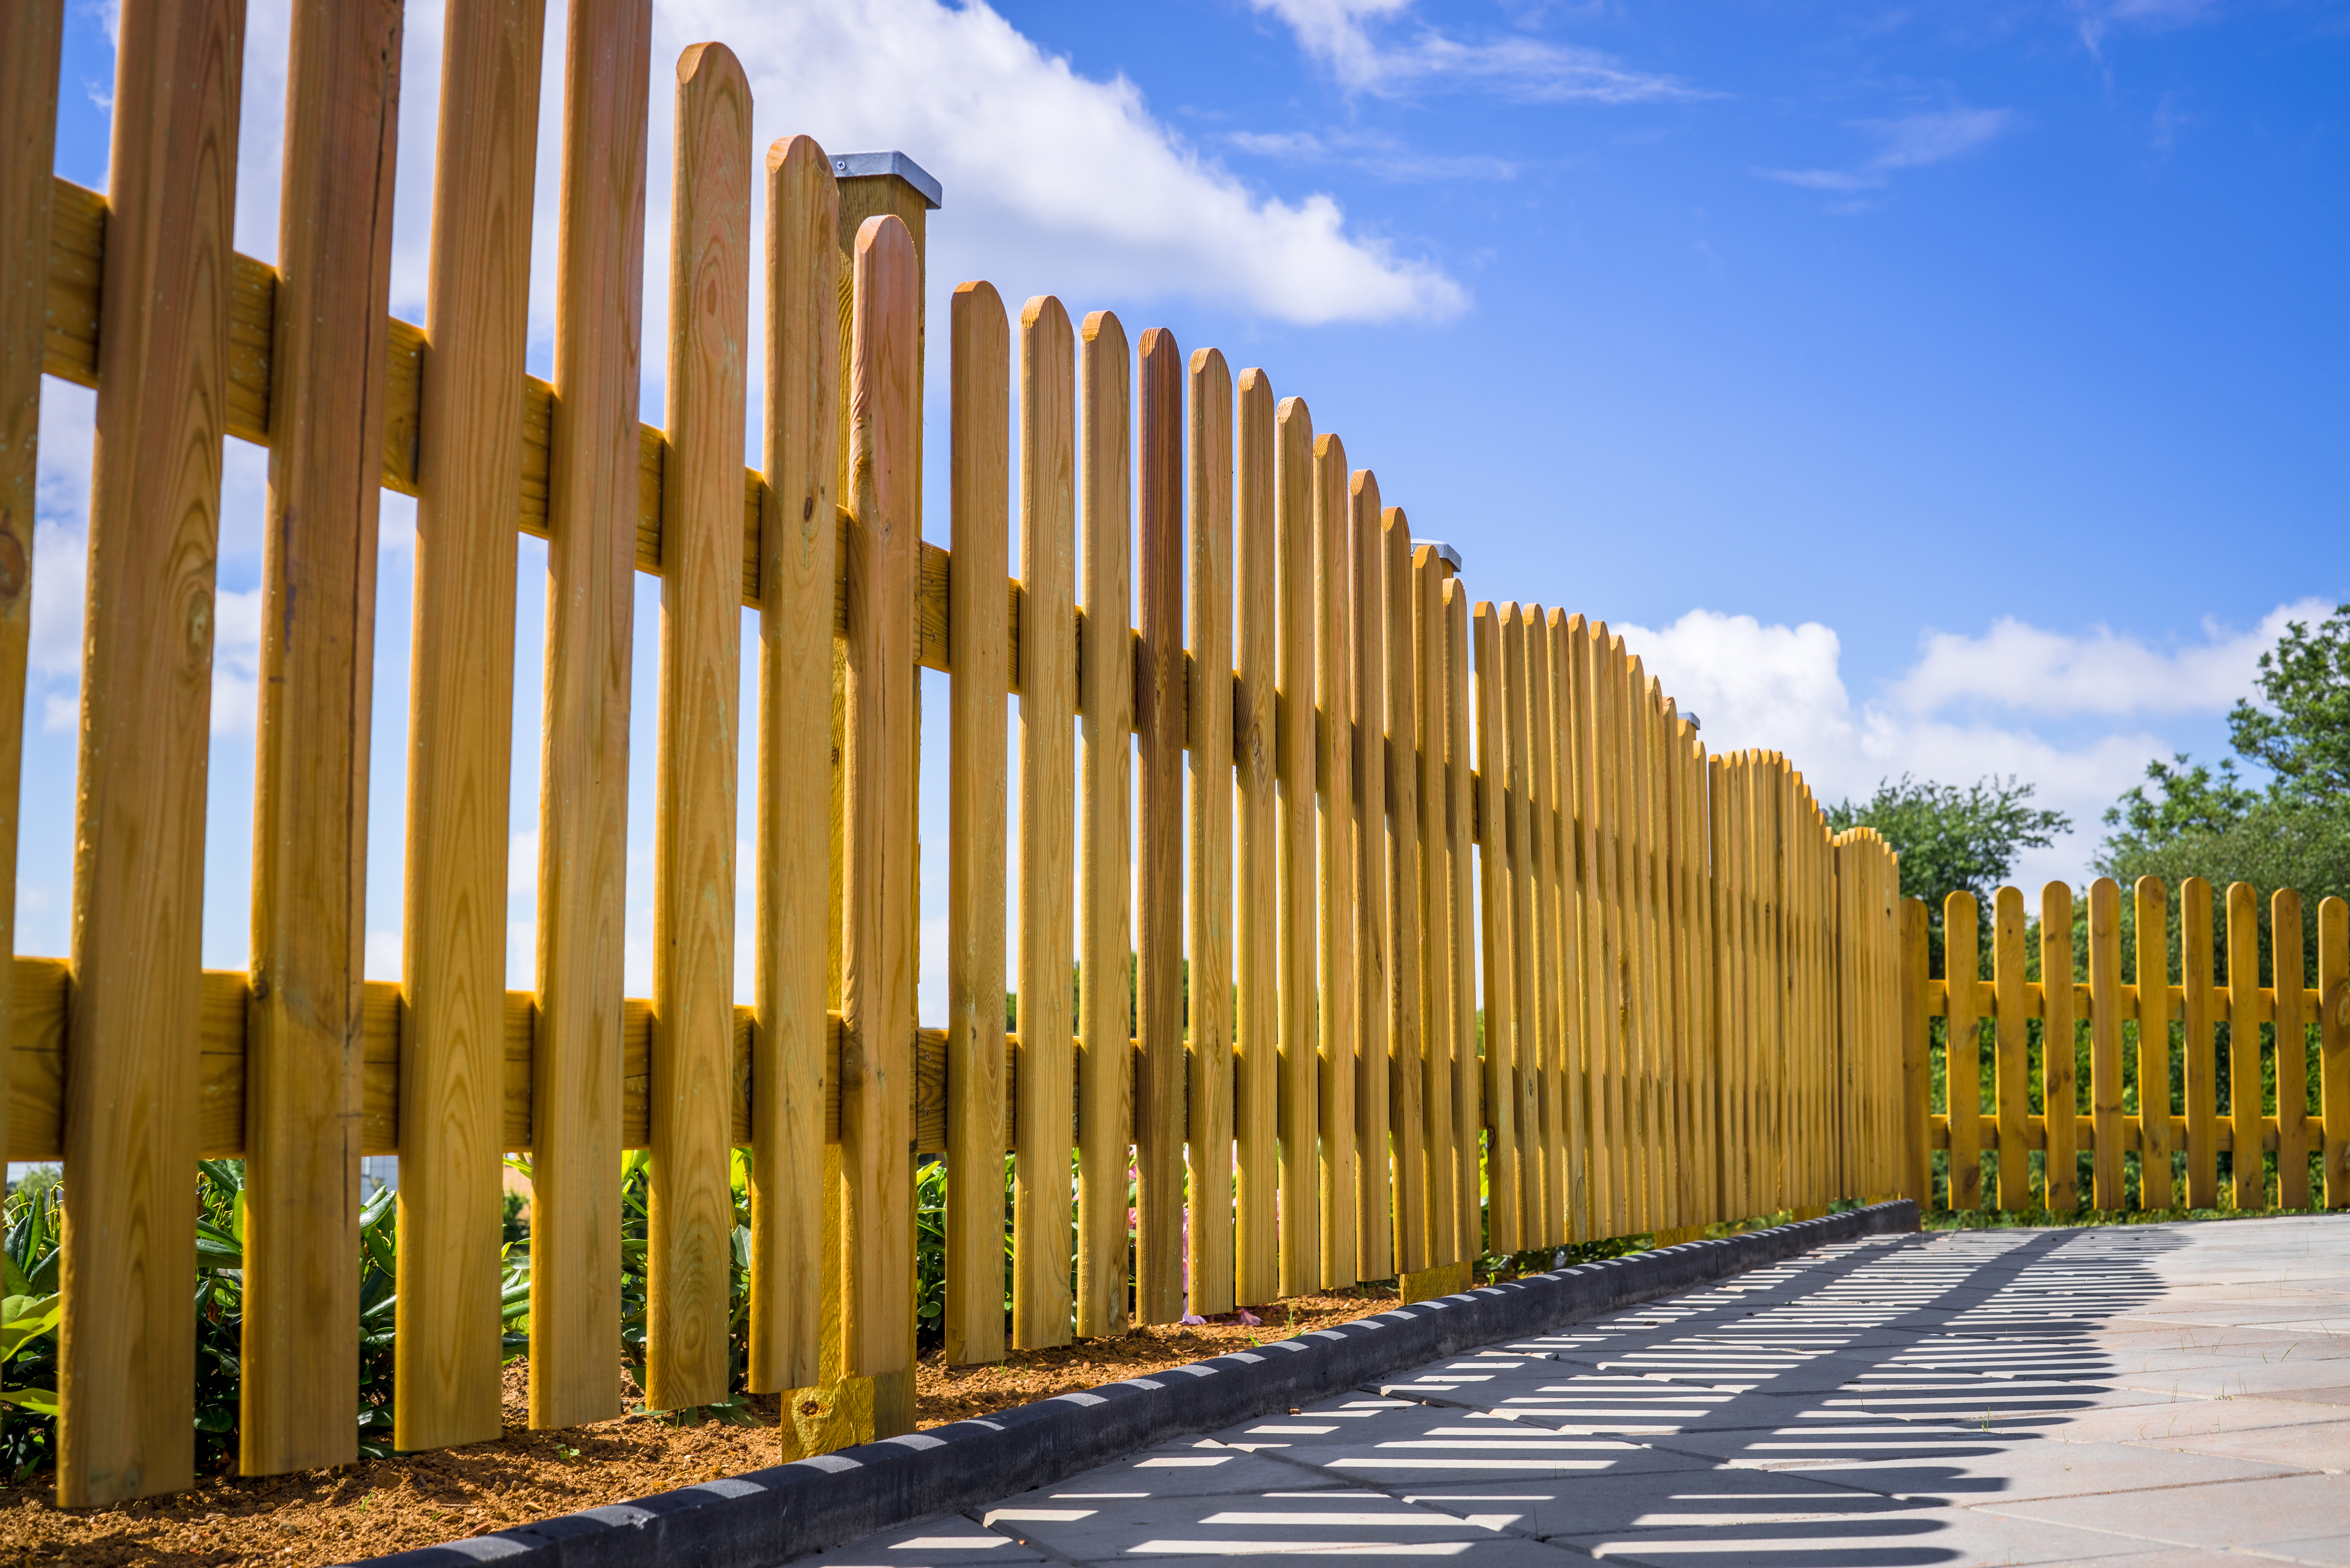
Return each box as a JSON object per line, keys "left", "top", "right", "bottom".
{"left": 8, "top": 0, "right": 1912, "bottom": 1508}
{"left": 1902, "top": 881, "right": 2350, "bottom": 1216}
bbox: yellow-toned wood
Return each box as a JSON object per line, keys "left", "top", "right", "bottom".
{"left": 945, "top": 280, "right": 1010, "bottom": 1362}
{"left": 1899, "top": 897, "right": 1931, "bottom": 1206}
{"left": 1944, "top": 892, "right": 1982, "bottom": 1210}
{"left": 1386, "top": 513, "right": 1426, "bottom": 1275}
{"left": 61, "top": 0, "right": 245, "bottom": 1505}
{"left": 1473, "top": 604, "right": 1520, "bottom": 1256}
{"left": 1668, "top": 711, "right": 1702, "bottom": 1222}
{"left": 1012, "top": 296, "right": 1076, "bottom": 1348}
{"left": 1348, "top": 473, "right": 1392, "bottom": 1283}
{"left": 1991, "top": 888, "right": 2028, "bottom": 1210}
{"left": 643, "top": 39, "right": 742, "bottom": 1416}
{"left": 2087, "top": 879, "right": 2125, "bottom": 1208}
{"left": 841, "top": 214, "right": 920, "bottom": 1430}
{"left": 0, "top": 0, "right": 64, "bottom": 1198}
{"left": 238, "top": 0, "right": 402, "bottom": 1477}
{"left": 1443, "top": 582, "right": 1479, "bottom": 1254}
{"left": 1233, "top": 370, "right": 1279, "bottom": 1305}
{"left": 1311, "top": 433, "right": 1357, "bottom": 1288}
{"left": 750, "top": 135, "right": 837, "bottom": 1393}
{"left": 1625, "top": 660, "right": 1661, "bottom": 1231}
{"left": 533, "top": 0, "right": 655, "bottom": 1428}
{"left": 1187, "top": 347, "right": 1236, "bottom": 1317}
{"left": 396, "top": 0, "right": 545, "bottom": 1458}
{"left": 2182, "top": 877, "right": 2218, "bottom": 1208}
{"left": 1398, "top": 1258, "right": 1473, "bottom": 1303}
{"left": 1274, "top": 396, "right": 1319, "bottom": 1296}
{"left": 2136, "top": 877, "right": 2176, "bottom": 1209}
{"left": 2275, "top": 890, "right": 2309, "bottom": 1209}
{"left": 1536, "top": 612, "right": 1578, "bottom": 1244}
{"left": 2226, "top": 882, "right": 2265, "bottom": 1210}
{"left": 1566, "top": 622, "right": 1605, "bottom": 1237}
{"left": 2043, "top": 883, "right": 2077, "bottom": 1212}
{"left": 1135, "top": 326, "right": 1187, "bottom": 1325}
{"left": 1413, "top": 546, "right": 1457, "bottom": 1266}
{"left": 1075, "top": 310, "right": 1132, "bottom": 1338}
{"left": 2320, "top": 897, "right": 2348, "bottom": 1207}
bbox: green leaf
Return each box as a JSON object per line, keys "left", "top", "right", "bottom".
{"left": 0, "top": 1293, "right": 62, "bottom": 1362}
{"left": 0, "top": 1384, "right": 59, "bottom": 1417}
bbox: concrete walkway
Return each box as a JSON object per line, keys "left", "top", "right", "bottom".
{"left": 796, "top": 1216, "right": 2350, "bottom": 1567}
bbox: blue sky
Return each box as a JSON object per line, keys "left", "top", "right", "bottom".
{"left": 23, "top": 0, "right": 2348, "bottom": 1013}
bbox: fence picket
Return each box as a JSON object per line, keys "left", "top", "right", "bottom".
{"left": 1475, "top": 604, "right": 1520, "bottom": 1257}
{"left": 1136, "top": 327, "right": 1187, "bottom": 1326}
{"left": 1275, "top": 396, "right": 1320, "bottom": 1296}
{"left": 2137, "top": 877, "right": 2176, "bottom": 1209}
{"left": 1534, "top": 611, "right": 1575, "bottom": 1247}
{"left": 946, "top": 280, "right": 1010, "bottom": 1362}
{"left": 2276, "top": 889, "right": 2309, "bottom": 1209}
{"left": 2044, "top": 882, "right": 2077, "bottom": 1213}
{"left": 1234, "top": 370, "right": 1280, "bottom": 1306}
{"left": 2227, "top": 882, "right": 2265, "bottom": 1211}
{"left": 2323, "top": 897, "right": 2349, "bottom": 1207}
{"left": 645, "top": 40, "right": 744, "bottom": 1413}
{"left": 1011, "top": 295, "right": 1076, "bottom": 1349}
{"left": 1945, "top": 891, "right": 1982, "bottom": 1210}
{"left": 1417, "top": 548, "right": 1457, "bottom": 1266}
{"left": 1386, "top": 514, "right": 1426, "bottom": 1275}
{"left": 1186, "top": 347, "right": 1237, "bottom": 1318}
{"left": 752, "top": 136, "right": 838, "bottom": 1390}
{"left": 1076, "top": 309, "right": 1133, "bottom": 1339}
{"left": 2089, "top": 878, "right": 2124, "bottom": 1209}
{"left": 239, "top": 0, "right": 400, "bottom": 1476}
{"left": 1313, "top": 432, "right": 1358, "bottom": 1289}
{"left": 1993, "top": 887, "right": 2028, "bottom": 1211}
{"left": 2183, "top": 877, "right": 2218, "bottom": 1209}
{"left": 1445, "top": 581, "right": 1480, "bottom": 1255}
{"left": 1350, "top": 475, "right": 1394, "bottom": 1284}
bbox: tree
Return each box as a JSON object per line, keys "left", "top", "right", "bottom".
{"left": 2094, "top": 753, "right": 2258, "bottom": 874}
{"left": 2227, "top": 602, "right": 2350, "bottom": 803}
{"left": 1825, "top": 774, "right": 2072, "bottom": 911}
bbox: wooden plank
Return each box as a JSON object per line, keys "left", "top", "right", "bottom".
{"left": 238, "top": 0, "right": 400, "bottom": 1477}
{"left": 2042, "top": 882, "right": 2077, "bottom": 1213}
{"left": 1075, "top": 310, "right": 1132, "bottom": 1338}
{"left": 0, "top": 0, "right": 64, "bottom": 1195}
{"left": 1186, "top": 347, "right": 1236, "bottom": 1318}
{"left": 59, "top": 0, "right": 244, "bottom": 1504}
{"left": 1625, "top": 660, "right": 1660, "bottom": 1231}
{"left": 841, "top": 213, "right": 920, "bottom": 1430}
{"left": 1990, "top": 887, "right": 2028, "bottom": 1210}
{"left": 1565, "top": 622, "right": 1604, "bottom": 1237}
{"left": 1012, "top": 296, "right": 1077, "bottom": 1347}
{"left": 2274, "top": 889, "right": 2309, "bottom": 1209}
{"left": 1444, "top": 582, "right": 1479, "bottom": 1254}
{"left": 2226, "top": 882, "right": 2264, "bottom": 1210}
{"left": 946, "top": 280, "right": 1011, "bottom": 1362}
{"left": 2136, "top": 877, "right": 2176, "bottom": 1210}
{"left": 1233, "top": 370, "right": 1279, "bottom": 1306}
{"left": 1944, "top": 892, "right": 1982, "bottom": 1210}
{"left": 1275, "top": 396, "right": 1318, "bottom": 1296}
{"left": 2182, "top": 877, "right": 2218, "bottom": 1209}
{"left": 1584, "top": 626, "right": 1624, "bottom": 1234}
{"left": 1386, "top": 513, "right": 1426, "bottom": 1275}
{"left": 1415, "top": 547, "right": 1456, "bottom": 1265}
{"left": 1312, "top": 433, "right": 1356, "bottom": 1289}
{"left": 751, "top": 135, "right": 838, "bottom": 1392}
{"left": 1135, "top": 327, "right": 1185, "bottom": 1326}
{"left": 2321, "top": 897, "right": 2349, "bottom": 1209}
{"left": 1537, "top": 611, "right": 1578, "bottom": 1245}
{"left": 396, "top": 0, "right": 543, "bottom": 1457}
{"left": 1670, "top": 713, "right": 1703, "bottom": 1222}
{"left": 2087, "top": 878, "right": 2124, "bottom": 1209}
{"left": 534, "top": 0, "right": 655, "bottom": 1427}
{"left": 1474, "top": 604, "right": 1520, "bottom": 1257}
{"left": 1897, "top": 895, "right": 1931, "bottom": 1208}
{"left": 1349, "top": 473, "right": 1392, "bottom": 1283}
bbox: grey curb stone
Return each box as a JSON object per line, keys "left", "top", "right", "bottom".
{"left": 340, "top": 1200, "right": 1916, "bottom": 1568}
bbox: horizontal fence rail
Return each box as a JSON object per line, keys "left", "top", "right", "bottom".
{"left": 1904, "top": 881, "right": 2350, "bottom": 1216}
{"left": 16, "top": 0, "right": 2301, "bottom": 1515}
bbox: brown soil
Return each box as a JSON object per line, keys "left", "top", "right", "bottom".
{"left": 0, "top": 1287, "right": 1397, "bottom": 1568}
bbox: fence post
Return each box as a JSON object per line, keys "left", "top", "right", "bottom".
{"left": 1186, "top": 347, "right": 1237, "bottom": 1318}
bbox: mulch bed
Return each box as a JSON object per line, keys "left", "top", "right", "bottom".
{"left": 0, "top": 1287, "right": 1398, "bottom": 1567}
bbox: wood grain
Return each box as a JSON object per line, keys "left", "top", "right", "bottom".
{"left": 946, "top": 281, "right": 1010, "bottom": 1363}
{"left": 1992, "top": 887, "right": 2028, "bottom": 1210}
{"left": 2043, "top": 883, "right": 2077, "bottom": 1212}
{"left": 751, "top": 134, "right": 837, "bottom": 1393}
{"left": 396, "top": 0, "right": 545, "bottom": 1456}
{"left": 60, "top": 0, "right": 244, "bottom": 1505}
{"left": 1443, "top": 580, "right": 1479, "bottom": 1254}
{"left": 1186, "top": 346, "right": 1235, "bottom": 1318}
{"left": 1233, "top": 370, "right": 1279, "bottom": 1306}
{"left": 1135, "top": 327, "right": 1186, "bottom": 1325}
{"left": 1520, "top": 610, "right": 1557, "bottom": 1247}
{"left": 841, "top": 214, "right": 920, "bottom": 1429}
{"left": 1384, "top": 513, "right": 1425, "bottom": 1275}
{"left": 1012, "top": 295, "right": 1075, "bottom": 1348}
{"left": 1944, "top": 891, "right": 1981, "bottom": 1211}
{"left": 2275, "top": 889, "right": 2308, "bottom": 1209}
{"left": 2225, "top": 882, "right": 2265, "bottom": 1210}
{"left": 1543, "top": 611, "right": 1583, "bottom": 1242}
{"left": 0, "top": 0, "right": 64, "bottom": 1196}
{"left": 2136, "top": 877, "right": 2176, "bottom": 1209}
{"left": 2182, "top": 877, "right": 2217, "bottom": 1208}
{"left": 1075, "top": 309, "right": 1131, "bottom": 1339}
{"left": 1414, "top": 548, "right": 1456, "bottom": 1265}
{"left": 643, "top": 39, "right": 742, "bottom": 1416}
{"left": 2087, "top": 879, "right": 2124, "bottom": 1209}
{"left": 1311, "top": 431, "right": 1355, "bottom": 1289}
{"left": 1473, "top": 604, "right": 1518, "bottom": 1256}
{"left": 239, "top": 0, "right": 401, "bottom": 1477}
{"left": 1347, "top": 473, "right": 1392, "bottom": 1283}
{"left": 1274, "top": 396, "right": 1318, "bottom": 1297}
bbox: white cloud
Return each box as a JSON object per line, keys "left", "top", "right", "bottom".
{"left": 1890, "top": 600, "right": 2332, "bottom": 718}
{"left": 1614, "top": 601, "right": 2318, "bottom": 890}
{"left": 2077, "top": 0, "right": 2225, "bottom": 55}
{"left": 210, "top": 585, "right": 263, "bottom": 735}
{"left": 1250, "top": 0, "right": 1696, "bottom": 103}
{"left": 1225, "top": 126, "right": 1520, "bottom": 183}
{"left": 1762, "top": 108, "right": 2015, "bottom": 194}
